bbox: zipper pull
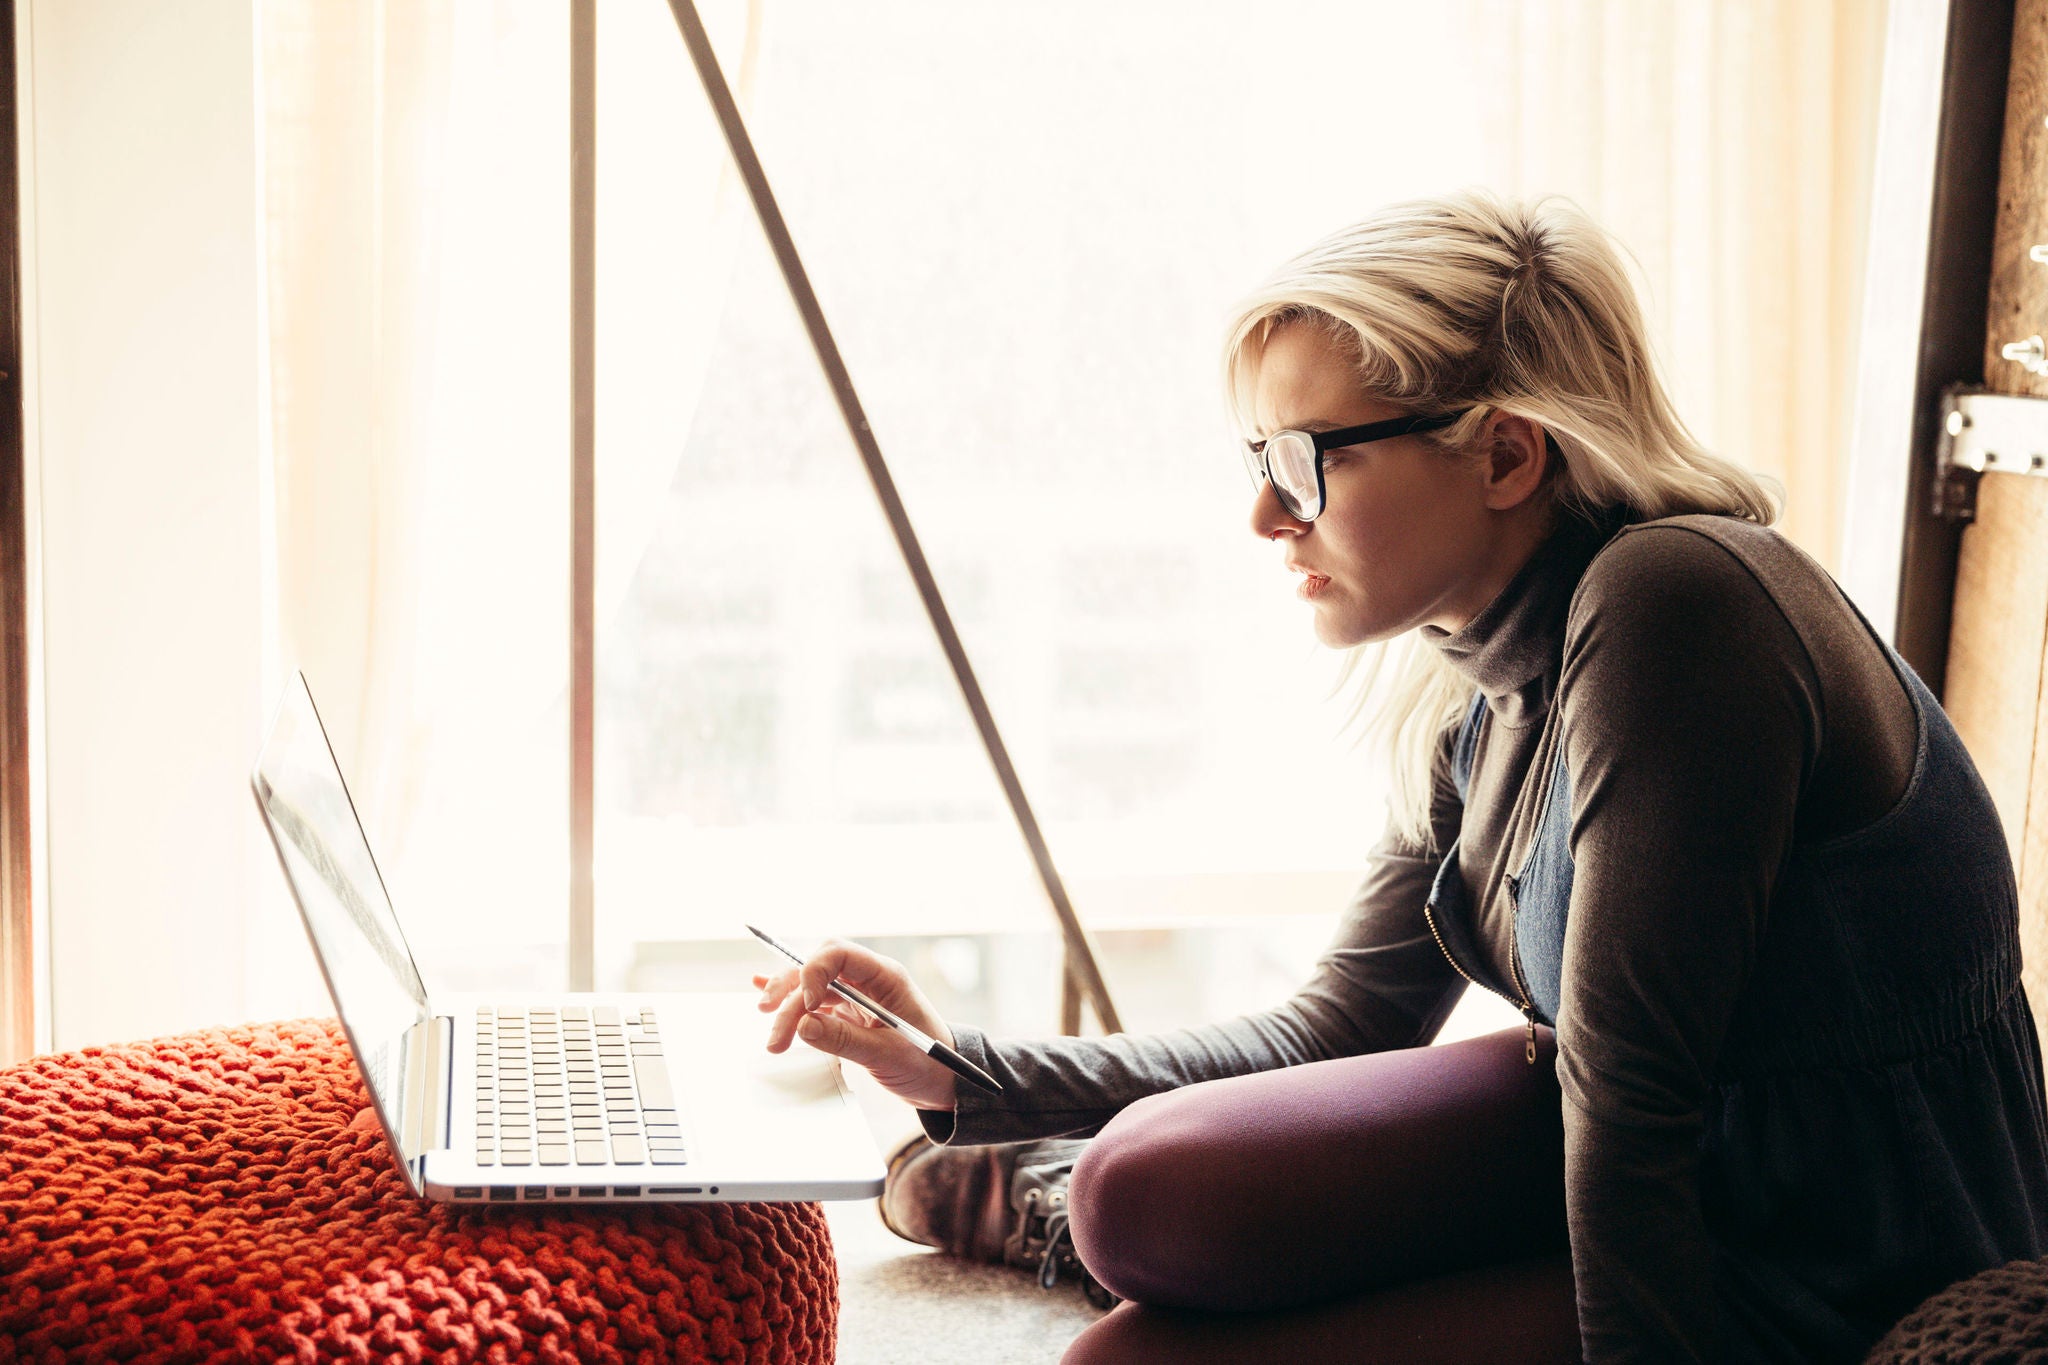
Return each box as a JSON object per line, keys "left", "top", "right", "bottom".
{"left": 1523, "top": 1009, "right": 1538, "bottom": 1065}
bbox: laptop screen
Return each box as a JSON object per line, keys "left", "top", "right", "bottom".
{"left": 252, "top": 673, "right": 431, "bottom": 1126}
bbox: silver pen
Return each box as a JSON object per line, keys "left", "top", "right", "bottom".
{"left": 746, "top": 924, "right": 1004, "bottom": 1096}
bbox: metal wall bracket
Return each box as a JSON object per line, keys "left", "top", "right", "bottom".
{"left": 1934, "top": 386, "right": 2048, "bottom": 521}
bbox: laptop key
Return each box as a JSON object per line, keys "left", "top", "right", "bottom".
{"left": 633, "top": 1056, "right": 676, "bottom": 1109}
{"left": 650, "top": 1149, "right": 689, "bottom": 1165}
{"left": 575, "top": 1140, "right": 609, "bottom": 1165}
{"left": 539, "top": 1145, "right": 570, "bottom": 1166}
{"left": 611, "top": 1135, "right": 646, "bottom": 1164}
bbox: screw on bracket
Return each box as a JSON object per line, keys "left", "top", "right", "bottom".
{"left": 2001, "top": 335, "right": 2048, "bottom": 375}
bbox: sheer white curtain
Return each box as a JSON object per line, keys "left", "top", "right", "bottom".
{"left": 253, "top": 0, "right": 764, "bottom": 1009}
{"left": 1471, "top": 0, "right": 1888, "bottom": 567}
{"left": 246, "top": 0, "right": 1884, "bottom": 1021}
{"left": 25, "top": 0, "right": 1893, "bottom": 1048}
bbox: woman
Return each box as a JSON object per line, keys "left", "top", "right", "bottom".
{"left": 752, "top": 190, "right": 2048, "bottom": 1363}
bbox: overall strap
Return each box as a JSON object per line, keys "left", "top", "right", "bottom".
{"left": 1450, "top": 690, "right": 1488, "bottom": 804}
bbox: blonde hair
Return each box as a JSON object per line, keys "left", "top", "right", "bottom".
{"left": 1222, "top": 189, "right": 1781, "bottom": 845}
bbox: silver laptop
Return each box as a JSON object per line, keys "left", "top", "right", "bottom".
{"left": 251, "top": 671, "right": 886, "bottom": 1205}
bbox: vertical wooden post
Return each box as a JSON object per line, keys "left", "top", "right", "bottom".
{"left": 0, "top": 0, "right": 29, "bottom": 1065}
{"left": 569, "top": 0, "right": 596, "bottom": 992}
{"left": 1948, "top": 0, "right": 2048, "bottom": 1056}
{"left": 1059, "top": 960, "right": 1082, "bottom": 1037}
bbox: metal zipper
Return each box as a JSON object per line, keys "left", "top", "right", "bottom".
{"left": 1422, "top": 894, "right": 1540, "bottom": 1065}
{"left": 1502, "top": 880, "right": 1541, "bottom": 1065}
{"left": 1429, "top": 694, "right": 1544, "bottom": 1065}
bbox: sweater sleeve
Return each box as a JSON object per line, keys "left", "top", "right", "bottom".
{"left": 1553, "top": 526, "right": 1822, "bottom": 1364}
{"left": 923, "top": 726, "right": 1470, "bottom": 1146}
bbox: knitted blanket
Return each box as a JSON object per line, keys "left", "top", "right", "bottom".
{"left": 0, "top": 1017, "right": 837, "bottom": 1363}
{"left": 1863, "top": 1255, "right": 2048, "bottom": 1363}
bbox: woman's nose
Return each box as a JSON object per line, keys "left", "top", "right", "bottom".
{"left": 1247, "top": 477, "right": 1308, "bottom": 541}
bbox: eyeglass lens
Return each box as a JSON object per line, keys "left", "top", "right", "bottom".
{"left": 1265, "top": 433, "right": 1319, "bottom": 517}
{"left": 1244, "top": 432, "right": 1325, "bottom": 519}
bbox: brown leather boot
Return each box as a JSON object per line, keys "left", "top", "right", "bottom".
{"left": 877, "top": 1132, "right": 1119, "bottom": 1308}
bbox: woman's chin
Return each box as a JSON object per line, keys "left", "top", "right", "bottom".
{"left": 1309, "top": 605, "right": 1367, "bottom": 650}
{"left": 1309, "top": 598, "right": 1409, "bottom": 650}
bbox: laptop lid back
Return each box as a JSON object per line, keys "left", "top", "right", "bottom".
{"left": 252, "top": 672, "right": 434, "bottom": 1185}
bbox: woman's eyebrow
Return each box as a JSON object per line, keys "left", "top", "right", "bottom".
{"left": 1251, "top": 417, "right": 1347, "bottom": 440}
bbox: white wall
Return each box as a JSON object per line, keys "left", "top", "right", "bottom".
{"left": 24, "top": 0, "right": 271, "bottom": 1049}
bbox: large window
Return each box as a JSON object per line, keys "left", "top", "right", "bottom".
{"left": 22, "top": 0, "right": 1886, "bottom": 1048}
{"left": 382, "top": 0, "right": 1884, "bottom": 1042}
{"left": 583, "top": 1, "right": 1501, "bottom": 1032}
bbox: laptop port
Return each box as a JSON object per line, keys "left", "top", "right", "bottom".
{"left": 488, "top": 1187, "right": 518, "bottom": 1202}
{"left": 454, "top": 1187, "right": 483, "bottom": 1200}
{"left": 553, "top": 1187, "right": 575, "bottom": 1197}
{"left": 612, "top": 1185, "right": 641, "bottom": 1197}
{"left": 649, "top": 1186, "right": 700, "bottom": 1195}
{"left": 524, "top": 1186, "right": 548, "bottom": 1200}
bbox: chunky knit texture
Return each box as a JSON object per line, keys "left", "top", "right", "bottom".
{"left": 0, "top": 1018, "right": 837, "bottom": 1363}
{"left": 1863, "top": 1256, "right": 2048, "bottom": 1363}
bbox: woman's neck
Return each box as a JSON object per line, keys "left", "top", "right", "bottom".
{"left": 1427, "top": 500, "right": 1561, "bottom": 636}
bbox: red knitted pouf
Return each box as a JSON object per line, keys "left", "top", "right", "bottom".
{"left": 0, "top": 1018, "right": 838, "bottom": 1363}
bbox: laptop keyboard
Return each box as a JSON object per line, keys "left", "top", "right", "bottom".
{"left": 473, "top": 1005, "right": 688, "bottom": 1167}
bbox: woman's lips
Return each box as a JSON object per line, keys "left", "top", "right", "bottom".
{"left": 1297, "top": 573, "right": 1331, "bottom": 601}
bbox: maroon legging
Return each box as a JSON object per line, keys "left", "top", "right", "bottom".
{"left": 1061, "top": 1026, "right": 1581, "bottom": 1364}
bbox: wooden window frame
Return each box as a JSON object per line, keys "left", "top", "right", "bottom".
{"left": 1876, "top": 0, "right": 2012, "bottom": 690}
{"left": 0, "top": 0, "right": 30, "bottom": 1067}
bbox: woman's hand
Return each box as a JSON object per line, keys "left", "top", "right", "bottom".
{"left": 754, "top": 938, "right": 961, "bottom": 1113}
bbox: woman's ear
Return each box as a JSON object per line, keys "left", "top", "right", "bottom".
{"left": 1480, "top": 413, "right": 1551, "bottom": 511}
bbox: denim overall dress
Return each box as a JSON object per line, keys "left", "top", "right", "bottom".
{"left": 1422, "top": 592, "right": 2048, "bottom": 1361}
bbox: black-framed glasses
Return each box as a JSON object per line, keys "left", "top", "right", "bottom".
{"left": 1241, "top": 410, "right": 1469, "bottom": 521}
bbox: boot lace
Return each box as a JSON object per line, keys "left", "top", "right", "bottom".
{"left": 1022, "top": 1187, "right": 1119, "bottom": 1309}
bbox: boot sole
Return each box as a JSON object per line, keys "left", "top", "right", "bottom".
{"left": 876, "top": 1131, "right": 935, "bottom": 1245}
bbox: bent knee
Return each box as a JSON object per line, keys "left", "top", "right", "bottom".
{"left": 1069, "top": 1090, "right": 1242, "bottom": 1307}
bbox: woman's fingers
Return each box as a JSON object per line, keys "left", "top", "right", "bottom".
{"left": 795, "top": 939, "right": 890, "bottom": 1010}
{"left": 754, "top": 968, "right": 798, "bottom": 1011}
{"left": 796, "top": 1008, "right": 900, "bottom": 1066}
{"left": 794, "top": 945, "right": 937, "bottom": 1031}
{"left": 755, "top": 938, "right": 960, "bottom": 1109}
{"left": 765, "top": 983, "right": 810, "bottom": 1052}
{"left": 792, "top": 1008, "right": 959, "bottom": 1110}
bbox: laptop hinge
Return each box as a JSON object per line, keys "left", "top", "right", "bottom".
{"left": 398, "top": 1015, "right": 456, "bottom": 1168}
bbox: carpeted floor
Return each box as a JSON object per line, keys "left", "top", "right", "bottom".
{"left": 829, "top": 1073, "right": 1107, "bottom": 1364}
{"left": 827, "top": 1197, "right": 1107, "bottom": 1364}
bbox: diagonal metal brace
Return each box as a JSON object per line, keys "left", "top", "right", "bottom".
{"left": 662, "top": 0, "right": 1121, "bottom": 1036}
